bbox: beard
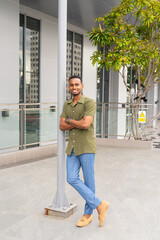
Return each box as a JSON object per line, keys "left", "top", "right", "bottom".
{"left": 72, "top": 91, "right": 81, "bottom": 96}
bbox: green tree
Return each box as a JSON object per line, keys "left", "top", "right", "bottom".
{"left": 88, "top": 0, "right": 160, "bottom": 139}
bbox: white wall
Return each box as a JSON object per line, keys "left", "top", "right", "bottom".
{"left": 40, "top": 19, "right": 58, "bottom": 103}
{"left": 83, "top": 37, "right": 97, "bottom": 101}
{"left": 0, "top": 0, "right": 19, "bottom": 104}
{"left": 0, "top": 0, "right": 19, "bottom": 151}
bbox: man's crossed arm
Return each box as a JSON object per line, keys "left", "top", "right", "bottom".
{"left": 60, "top": 116, "right": 93, "bottom": 131}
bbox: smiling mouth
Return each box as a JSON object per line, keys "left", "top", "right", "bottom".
{"left": 71, "top": 90, "right": 81, "bottom": 95}
{"left": 72, "top": 90, "right": 78, "bottom": 93}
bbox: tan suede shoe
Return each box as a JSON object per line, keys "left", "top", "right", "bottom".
{"left": 76, "top": 215, "right": 93, "bottom": 227}
{"left": 98, "top": 201, "right": 109, "bottom": 227}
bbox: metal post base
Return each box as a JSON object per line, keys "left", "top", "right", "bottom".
{"left": 44, "top": 203, "right": 77, "bottom": 218}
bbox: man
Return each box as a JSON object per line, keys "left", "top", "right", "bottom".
{"left": 60, "top": 75, "right": 109, "bottom": 227}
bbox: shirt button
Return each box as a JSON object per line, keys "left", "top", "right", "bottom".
{"left": 73, "top": 111, "right": 74, "bottom": 112}
{"left": 73, "top": 141, "right": 75, "bottom": 143}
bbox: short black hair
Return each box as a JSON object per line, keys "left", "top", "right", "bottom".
{"left": 69, "top": 75, "right": 82, "bottom": 83}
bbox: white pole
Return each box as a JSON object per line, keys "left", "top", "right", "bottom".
{"left": 52, "top": 0, "right": 69, "bottom": 208}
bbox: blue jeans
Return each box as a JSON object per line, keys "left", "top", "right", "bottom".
{"left": 67, "top": 150, "right": 101, "bottom": 215}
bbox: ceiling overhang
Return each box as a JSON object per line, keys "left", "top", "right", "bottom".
{"left": 20, "top": 0, "right": 120, "bottom": 31}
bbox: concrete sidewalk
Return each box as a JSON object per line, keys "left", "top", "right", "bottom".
{"left": 0, "top": 146, "right": 160, "bottom": 240}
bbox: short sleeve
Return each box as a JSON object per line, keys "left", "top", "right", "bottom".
{"left": 60, "top": 102, "right": 67, "bottom": 118}
{"left": 84, "top": 99, "right": 96, "bottom": 117}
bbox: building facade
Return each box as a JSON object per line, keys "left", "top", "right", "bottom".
{"left": 0, "top": 0, "right": 159, "bottom": 153}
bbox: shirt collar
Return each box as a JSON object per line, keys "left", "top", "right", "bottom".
{"left": 67, "top": 94, "right": 85, "bottom": 105}
{"left": 67, "top": 99, "right": 72, "bottom": 104}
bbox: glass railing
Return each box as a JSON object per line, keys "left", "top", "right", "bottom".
{"left": 0, "top": 102, "right": 154, "bottom": 153}
{"left": 0, "top": 103, "right": 57, "bottom": 153}
{"left": 96, "top": 102, "right": 153, "bottom": 140}
{"left": 0, "top": 107, "right": 20, "bottom": 152}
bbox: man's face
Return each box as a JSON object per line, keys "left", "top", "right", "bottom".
{"left": 68, "top": 78, "right": 84, "bottom": 96}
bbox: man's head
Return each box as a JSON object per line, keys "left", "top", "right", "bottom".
{"left": 69, "top": 75, "right": 82, "bottom": 83}
{"left": 68, "top": 75, "right": 84, "bottom": 96}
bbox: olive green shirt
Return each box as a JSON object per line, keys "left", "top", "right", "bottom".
{"left": 60, "top": 94, "right": 96, "bottom": 156}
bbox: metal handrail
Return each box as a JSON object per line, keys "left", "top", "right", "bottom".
{"left": 96, "top": 102, "right": 153, "bottom": 106}
{"left": 0, "top": 102, "right": 57, "bottom": 112}
{"left": 0, "top": 102, "right": 153, "bottom": 106}
{"left": 0, "top": 107, "right": 56, "bottom": 112}
{"left": 0, "top": 109, "right": 20, "bottom": 112}
{"left": 104, "top": 107, "right": 149, "bottom": 109}
{"left": 0, "top": 102, "right": 57, "bottom": 106}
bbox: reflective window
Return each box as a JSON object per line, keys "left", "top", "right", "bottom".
{"left": 19, "top": 14, "right": 40, "bottom": 104}
{"left": 19, "top": 15, "right": 24, "bottom": 103}
{"left": 66, "top": 30, "right": 83, "bottom": 99}
{"left": 19, "top": 14, "right": 40, "bottom": 148}
{"left": 66, "top": 31, "right": 73, "bottom": 81}
{"left": 74, "top": 33, "right": 83, "bottom": 76}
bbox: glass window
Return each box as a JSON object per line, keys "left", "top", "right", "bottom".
{"left": 19, "top": 14, "right": 40, "bottom": 148}
{"left": 74, "top": 33, "right": 83, "bottom": 77}
{"left": 19, "top": 14, "right": 24, "bottom": 103}
{"left": 66, "top": 30, "right": 83, "bottom": 99}
{"left": 26, "top": 16, "right": 40, "bottom": 104}
{"left": 19, "top": 14, "right": 40, "bottom": 104}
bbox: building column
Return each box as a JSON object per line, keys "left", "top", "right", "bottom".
{"left": 108, "top": 69, "right": 127, "bottom": 138}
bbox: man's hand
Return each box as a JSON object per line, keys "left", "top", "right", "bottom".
{"left": 60, "top": 118, "right": 75, "bottom": 130}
